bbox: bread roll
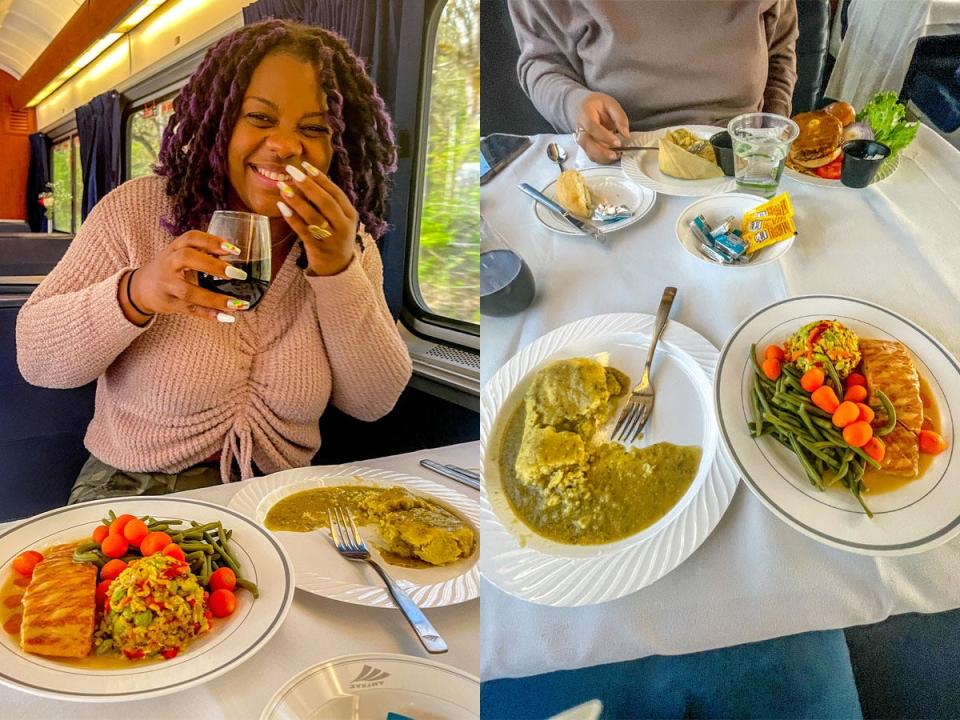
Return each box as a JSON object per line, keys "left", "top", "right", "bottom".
{"left": 555, "top": 170, "right": 592, "bottom": 217}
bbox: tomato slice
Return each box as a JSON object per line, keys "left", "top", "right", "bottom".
{"left": 815, "top": 156, "right": 843, "bottom": 180}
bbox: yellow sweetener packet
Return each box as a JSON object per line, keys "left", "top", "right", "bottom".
{"left": 742, "top": 192, "right": 794, "bottom": 225}
{"left": 743, "top": 214, "right": 796, "bottom": 254}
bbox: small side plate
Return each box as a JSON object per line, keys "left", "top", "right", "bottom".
{"left": 533, "top": 167, "right": 656, "bottom": 236}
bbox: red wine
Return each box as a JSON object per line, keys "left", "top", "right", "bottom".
{"left": 199, "top": 260, "right": 270, "bottom": 309}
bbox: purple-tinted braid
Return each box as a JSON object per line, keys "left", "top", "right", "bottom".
{"left": 155, "top": 20, "right": 397, "bottom": 241}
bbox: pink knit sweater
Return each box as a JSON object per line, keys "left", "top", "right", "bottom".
{"left": 16, "top": 175, "right": 412, "bottom": 482}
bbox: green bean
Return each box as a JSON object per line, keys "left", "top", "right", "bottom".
{"left": 75, "top": 540, "right": 100, "bottom": 552}
{"left": 755, "top": 380, "right": 772, "bottom": 415}
{"left": 73, "top": 550, "right": 103, "bottom": 564}
{"left": 796, "top": 437, "right": 841, "bottom": 469}
{"left": 748, "top": 422, "right": 776, "bottom": 437}
{"left": 179, "top": 542, "right": 214, "bottom": 554}
{"left": 797, "top": 404, "right": 819, "bottom": 437}
{"left": 235, "top": 577, "right": 260, "bottom": 599}
{"left": 752, "top": 388, "right": 763, "bottom": 437}
{"left": 783, "top": 374, "right": 806, "bottom": 393}
{"left": 844, "top": 442, "right": 883, "bottom": 470}
{"left": 781, "top": 362, "right": 801, "bottom": 379}
{"left": 788, "top": 433, "right": 824, "bottom": 490}
{"left": 873, "top": 390, "right": 897, "bottom": 436}
{"left": 763, "top": 412, "right": 817, "bottom": 442}
{"left": 846, "top": 461, "right": 873, "bottom": 518}
{"left": 200, "top": 554, "right": 211, "bottom": 585}
{"left": 205, "top": 531, "right": 240, "bottom": 574}
{"left": 814, "top": 353, "right": 844, "bottom": 396}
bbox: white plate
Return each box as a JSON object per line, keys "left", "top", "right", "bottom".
{"left": 715, "top": 295, "right": 960, "bottom": 555}
{"left": 784, "top": 152, "right": 900, "bottom": 188}
{"left": 620, "top": 125, "right": 737, "bottom": 197}
{"left": 481, "top": 313, "right": 739, "bottom": 606}
{"left": 533, "top": 167, "right": 656, "bottom": 235}
{"left": 228, "top": 465, "right": 479, "bottom": 608}
{"left": 675, "top": 193, "right": 795, "bottom": 268}
{"left": 0, "top": 497, "right": 294, "bottom": 702}
{"left": 260, "top": 652, "right": 479, "bottom": 720}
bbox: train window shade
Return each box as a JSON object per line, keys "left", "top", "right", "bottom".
{"left": 399, "top": 0, "right": 480, "bottom": 340}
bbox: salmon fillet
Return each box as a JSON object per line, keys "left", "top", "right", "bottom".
{"left": 860, "top": 339, "right": 922, "bottom": 477}
{"left": 20, "top": 543, "right": 96, "bottom": 658}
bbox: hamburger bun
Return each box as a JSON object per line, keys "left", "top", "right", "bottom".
{"left": 823, "top": 101, "right": 856, "bottom": 127}
{"left": 789, "top": 111, "right": 843, "bottom": 168}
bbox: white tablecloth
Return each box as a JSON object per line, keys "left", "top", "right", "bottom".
{"left": 825, "top": 0, "right": 960, "bottom": 109}
{"left": 2, "top": 442, "right": 480, "bottom": 719}
{"left": 479, "top": 128, "right": 960, "bottom": 681}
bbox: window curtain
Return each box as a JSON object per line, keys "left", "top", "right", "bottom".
{"left": 76, "top": 90, "right": 124, "bottom": 221}
{"left": 243, "top": 0, "right": 405, "bottom": 317}
{"left": 27, "top": 133, "right": 51, "bottom": 232}
{"left": 242, "top": 0, "right": 402, "bottom": 113}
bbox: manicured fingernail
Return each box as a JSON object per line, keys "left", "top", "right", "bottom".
{"left": 277, "top": 180, "right": 295, "bottom": 199}
{"left": 225, "top": 265, "right": 247, "bottom": 280}
{"left": 216, "top": 312, "right": 235, "bottom": 324}
{"left": 301, "top": 160, "right": 320, "bottom": 177}
{"left": 276, "top": 201, "right": 293, "bottom": 217}
{"left": 226, "top": 298, "right": 250, "bottom": 310}
{"left": 221, "top": 241, "right": 241, "bottom": 255}
{"left": 284, "top": 164, "right": 306, "bottom": 182}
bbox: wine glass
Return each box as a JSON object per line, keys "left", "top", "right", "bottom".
{"left": 199, "top": 210, "right": 272, "bottom": 309}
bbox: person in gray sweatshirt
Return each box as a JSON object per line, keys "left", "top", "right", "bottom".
{"left": 509, "top": 0, "right": 798, "bottom": 163}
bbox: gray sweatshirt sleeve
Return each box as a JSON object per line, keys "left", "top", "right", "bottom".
{"left": 762, "top": 0, "right": 799, "bottom": 117}
{"left": 507, "top": 0, "right": 593, "bottom": 133}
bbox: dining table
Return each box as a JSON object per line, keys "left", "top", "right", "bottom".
{"left": 479, "top": 125, "right": 960, "bottom": 682}
{"left": 1, "top": 441, "right": 480, "bottom": 719}
{"left": 825, "top": 0, "right": 960, "bottom": 109}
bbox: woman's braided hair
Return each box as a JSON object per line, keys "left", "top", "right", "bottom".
{"left": 156, "top": 20, "right": 397, "bottom": 240}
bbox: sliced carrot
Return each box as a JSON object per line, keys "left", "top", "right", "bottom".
{"left": 843, "top": 421, "right": 873, "bottom": 448}
{"left": 140, "top": 531, "right": 172, "bottom": 556}
{"left": 811, "top": 386, "right": 840, "bottom": 414}
{"left": 846, "top": 372, "right": 867, "bottom": 388}
{"left": 856, "top": 403, "right": 875, "bottom": 424}
{"left": 864, "top": 437, "right": 885, "bottom": 463}
{"left": 108, "top": 514, "right": 136, "bottom": 536}
{"left": 800, "top": 367, "right": 825, "bottom": 393}
{"left": 100, "top": 559, "right": 127, "bottom": 582}
{"left": 101, "top": 534, "right": 128, "bottom": 559}
{"left": 761, "top": 357, "right": 781, "bottom": 381}
{"left": 832, "top": 401, "right": 861, "bottom": 428}
{"left": 764, "top": 345, "right": 786, "bottom": 362}
{"left": 122, "top": 519, "right": 149, "bottom": 548}
{"left": 92, "top": 525, "right": 109, "bottom": 544}
{"left": 844, "top": 385, "right": 868, "bottom": 403}
{"left": 918, "top": 430, "right": 948, "bottom": 455}
{"left": 11, "top": 551, "right": 43, "bottom": 577}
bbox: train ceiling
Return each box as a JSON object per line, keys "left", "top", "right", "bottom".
{"left": 0, "top": 1, "right": 82, "bottom": 79}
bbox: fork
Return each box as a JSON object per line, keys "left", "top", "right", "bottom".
{"left": 327, "top": 506, "right": 448, "bottom": 654}
{"left": 612, "top": 286, "right": 677, "bottom": 444}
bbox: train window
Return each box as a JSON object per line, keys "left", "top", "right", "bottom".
{"left": 73, "top": 136, "right": 83, "bottom": 231}
{"left": 50, "top": 134, "right": 83, "bottom": 233}
{"left": 409, "top": 0, "right": 480, "bottom": 330}
{"left": 127, "top": 96, "right": 177, "bottom": 179}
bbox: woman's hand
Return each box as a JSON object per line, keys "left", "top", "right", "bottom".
{"left": 275, "top": 161, "right": 359, "bottom": 276}
{"left": 573, "top": 92, "right": 631, "bottom": 165}
{"left": 123, "top": 230, "right": 250, "bottom": 324}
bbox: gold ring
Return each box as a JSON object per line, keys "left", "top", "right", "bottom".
{"left": 307, "top": 221, "right": 332, "bottom": 240}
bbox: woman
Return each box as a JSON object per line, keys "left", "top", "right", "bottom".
{"left": 16, "top": 20, "right": 412, "bottom": 502}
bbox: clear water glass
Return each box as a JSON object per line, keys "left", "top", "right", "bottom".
{"left": 727, "top": 113, "right": 800, "bottom": 197}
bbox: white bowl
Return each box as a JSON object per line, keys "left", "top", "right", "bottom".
{"left": 675, "top": 193, "right": 795, "bottom": 268}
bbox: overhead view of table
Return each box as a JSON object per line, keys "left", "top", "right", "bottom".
{"left": 0, "top": 442, "right": 480, "bottom": 719}
{"left": 479, "top": 126, "right": 960, "bottom": 682}
{"left": 826, "top": 0, "right": 960, "bottom": 108}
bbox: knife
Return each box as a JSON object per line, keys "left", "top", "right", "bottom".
{"left": 420, "top": 459, "right": 481, "bottom": 491}
{"left": 518, "top": 183, "right": 606, "bottom": 243}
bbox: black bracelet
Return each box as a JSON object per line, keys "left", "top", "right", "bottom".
{"left": 126, "top": 268, "right": 155, "bottom": 318}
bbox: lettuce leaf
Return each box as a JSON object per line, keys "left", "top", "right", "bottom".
{"left": 856, "top": 91, "right": 919, "bottom": 155}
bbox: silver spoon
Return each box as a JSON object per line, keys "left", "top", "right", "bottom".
{"left": 546, "top": 142, "right": 567, "bottom": 173}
